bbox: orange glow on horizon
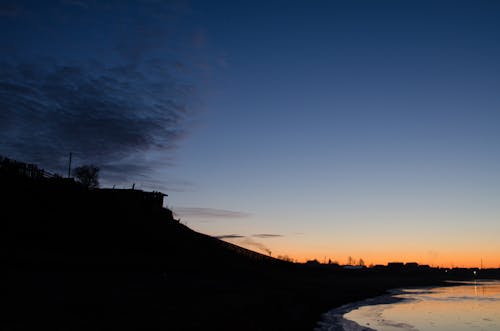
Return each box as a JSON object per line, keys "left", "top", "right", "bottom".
{"left": 229, "top": 240, "right": 499, "bottom": 269}
{"left": 191, "top": 219, "right": 500, "bottom": 270}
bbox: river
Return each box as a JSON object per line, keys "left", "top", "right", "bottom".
{"left": 317, "top": 280, "right": 500, "bottom": 331}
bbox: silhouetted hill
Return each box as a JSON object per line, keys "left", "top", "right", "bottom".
{"left": 0, "top": 164, "right": 281, "bottom": 270}
{"left": 1, "top": 162, "right": 299, "bottom": 330}
{"left": 1, "top": 158, "right": 488, "bottom": 330}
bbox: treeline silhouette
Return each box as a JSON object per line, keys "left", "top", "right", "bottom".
{"left": 1, "top": 157, "right": 497, "bottom": 330}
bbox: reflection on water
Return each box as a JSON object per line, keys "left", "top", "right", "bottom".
{"left": 343, "top": 280, "right": 500, "bottom": 331}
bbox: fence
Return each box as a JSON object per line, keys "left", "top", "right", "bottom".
{"left": 212, "top": 236, "right": 278, "bottom": 263}
{"left": 0, "top": 156, "right": 56, "bottom": 179}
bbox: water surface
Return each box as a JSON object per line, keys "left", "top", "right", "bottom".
{"left": 342, "top": 280, "right": 500, "bottom": 331}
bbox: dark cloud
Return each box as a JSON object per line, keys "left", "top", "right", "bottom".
{"left": 173, "top": 207, "right": 252, "bottom": 219}
{"left": 214, "top": 234, "right": 245, "bottom": 239}
{"left": 0, "top": 59, "right": 194, "bottom": 183}
{"left": 0, "top": 1, "right": 212, "bottom": 190}
{"left": 252, "top": 234, "right": 283, "bottom": 238}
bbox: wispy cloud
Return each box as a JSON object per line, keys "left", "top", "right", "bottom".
{"left": 214, "top": 234, "right": 245, "bottom": 239}
{"left": 173, "top": 207, "right": 252, "bottom": 219}
{"left": 252, "top": 234, "right": 283, "bottom": 238}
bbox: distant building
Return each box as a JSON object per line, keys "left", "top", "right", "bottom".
{"left": 372, "top": 264, "right": 386, "bottom": 270}
{"left": 405, "top": 262, "right": 419, "bottom": 269}
{"left": 1, "top": 156, "right": 169, "bottom": 211}
{"left": 387, "top": 262, "right": 404, "bottom": 269}
{"left": 343, "top": 265, "right": 366, "bottom": 270}
{"left": 305, "top": 259, "right": 320, "bottom": 266}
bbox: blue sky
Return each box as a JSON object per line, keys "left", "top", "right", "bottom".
{"left": 2, "top": 0, "right": 500, "bottom": 266}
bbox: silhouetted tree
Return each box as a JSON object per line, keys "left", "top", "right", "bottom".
{"left": 73, "top": 165, "right": 100, "bottom": 189}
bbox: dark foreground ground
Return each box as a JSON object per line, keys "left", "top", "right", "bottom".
{"left": 5, "top": 267, "right": 464, "bottom": 330}
{"left": 1, "top": 171, "right": 488, "bottom": 330}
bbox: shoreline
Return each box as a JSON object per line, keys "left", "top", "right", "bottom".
{"left": 316, "top": 280, "right": 500, "bottom": 331}
{"left": 314, "top": 283, "right": 459, "bottom": 331}
{"left": 315, "top": 291, "right": 404, "bottom": 331}
{"left": 314, "top": 280, "right": 487, "bottom": 331}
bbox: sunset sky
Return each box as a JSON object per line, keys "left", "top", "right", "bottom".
{"left": 2, "top": 1, "right": 500, "bottom": 267}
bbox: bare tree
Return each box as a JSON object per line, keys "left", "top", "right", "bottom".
{"left": 73, "top": 165, "right": 100, "bottom": 189}
{"left": 347, "top": 256, "right": 354, "bottom": 265}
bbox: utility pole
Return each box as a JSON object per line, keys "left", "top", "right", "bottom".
{"left": 67, "top": 152, "right": 72, "bottom": 178}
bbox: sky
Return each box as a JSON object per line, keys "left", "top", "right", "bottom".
{"left": 1, "top": 0, "right": 500, "bottom": 267}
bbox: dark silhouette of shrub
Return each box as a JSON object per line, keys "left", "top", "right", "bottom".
{"left": 73, "top": 164, "right": 100, "bottom": 189}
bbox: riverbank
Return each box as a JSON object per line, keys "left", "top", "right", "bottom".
{"left": 317, "top": 280, "right": 500, "bottom": 331}
{"left": 315, "top": 291, "right": 404, "bottom": 331}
